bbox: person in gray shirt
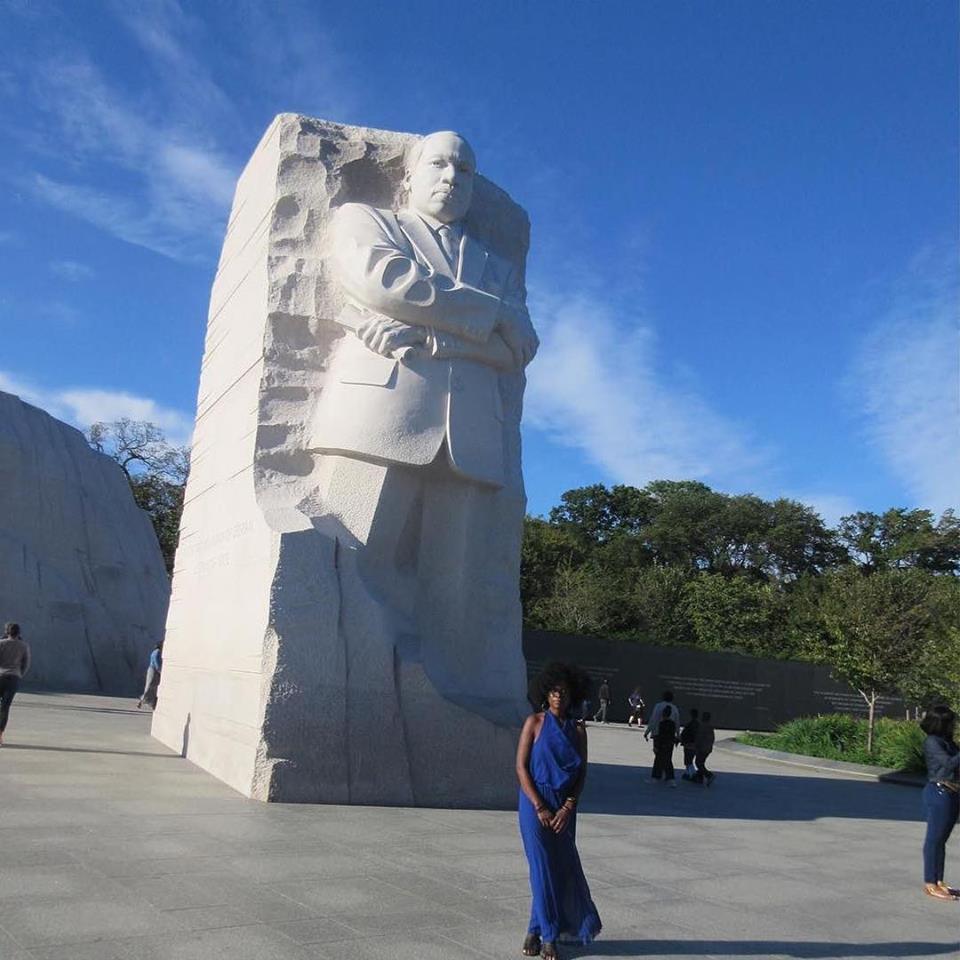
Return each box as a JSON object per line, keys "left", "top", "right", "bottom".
{"left": 0, "top": 622, "right": 30, "bottom": 745}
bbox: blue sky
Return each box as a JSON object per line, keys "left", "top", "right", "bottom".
{"left": 1, "top": 0, "right": 957, "bottom": 522}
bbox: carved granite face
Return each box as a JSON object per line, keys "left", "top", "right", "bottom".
{"left": 407, "top": 131, "right": 476, "bottom": 224}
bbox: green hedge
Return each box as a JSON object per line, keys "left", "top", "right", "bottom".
{"left": 738, "top": 714, "right": 925, "bottom": 772}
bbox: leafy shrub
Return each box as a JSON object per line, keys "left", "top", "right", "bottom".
{"left": 739, "top": 714, "right": 925, "bottom": 772}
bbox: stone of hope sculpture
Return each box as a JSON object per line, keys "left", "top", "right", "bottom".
{"left": 152, "top": 117, "right": 538, "bottom": 807}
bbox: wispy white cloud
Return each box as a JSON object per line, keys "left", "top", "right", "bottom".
{"left": 25, "top": 46, "right": 238, "bottom": 262}
{"left": 49, "top": 259, "right": 94, "bottom": 281}
{"left": 850, "top": 246, "right": 959, "bottom": 513}
{"left": 525, "top": 280, "right": 770, "bottom": 490}
{"left": 11, "top": 0, "right": 358, "bottom": 262}
{"left": 0, "top": 371, "right": 193, "bottom": 447}
{"left": 31, "top": 170, "right": 225, "bottom": 263}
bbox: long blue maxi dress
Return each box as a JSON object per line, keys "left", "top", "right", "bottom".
{"left": 519, "top": 711, "right": 602, "bottom": 945}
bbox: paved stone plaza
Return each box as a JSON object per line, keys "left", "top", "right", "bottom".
{"left": 0, "top": 692, "right": 956, "bottom": 960}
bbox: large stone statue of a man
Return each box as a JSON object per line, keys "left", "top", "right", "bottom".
{"left": 153, "top": 117, "right": 535, "bottom": 807}
{"left": 309, "top": 131, "right": 537, "bottom": 722}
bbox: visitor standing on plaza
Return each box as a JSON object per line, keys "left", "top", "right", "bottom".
{"left": 0, "top": 622, "right": 30, "bottom": 745}
{"left": 645, "top": 690, "right": 680, "bottom": 738}
{"left": 517, "top": 662, "right": 602, "bottom": 959}
{"left": 593, "top": 680, "right": 611, "bottom": 723}
{"left": 919, "top": 704, "right": 960, "bottom": 901}
{"left": 650, "top": 708, "right": 679, "bottom": 785}
{"left": 693, "top": 711, "right": 716, "bottom": 786}
{"left": 627, "top": 687, "right": 645, "bottom": 727}
{"left": 137, "top": 641, "right": 163, "bottom": 710}
{"left": 680, "top": 708, "right": 700, "bottom": 779}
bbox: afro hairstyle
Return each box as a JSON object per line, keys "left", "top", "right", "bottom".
{"left": 528, "top": 661, "right": 593, "bottom": 712}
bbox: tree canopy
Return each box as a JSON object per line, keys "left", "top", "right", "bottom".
{"left": 524, "top": 481, "right": 959, "bottom": 716}
{"left": 87, "top": 419, "right": 189, "bottom": 575}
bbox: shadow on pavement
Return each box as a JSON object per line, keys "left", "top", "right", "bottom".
{"left": 569, "top": 941, "right": 957, "bottom": 957}
{"left": 19, "top": 701, "right": 144, "bottom": 716}
{"left": 582, "top": 762, "right": 924, "bottom": 822}
{"left": 1, "top": 743, "right": 177, "bottom": 759}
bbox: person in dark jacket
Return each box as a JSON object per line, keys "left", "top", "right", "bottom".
{"left": 919, "top": 704, "right": 960, "bottom": 900}
{"left": 652, "top": 713, "right": 679, "bottom": 787}
{"left": 693, "top": 712, "right": 716, "bottom": 786}
{"left": 0, "top": 622, "right": 31, "bottom": 745}
{"left": 680, "top": 708, "right": 700, "bottom": 779}
{"left": 627, "top": 688, "right": 645, "bottom": 727}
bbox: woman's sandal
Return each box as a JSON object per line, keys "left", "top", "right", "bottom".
{"left": 541, "top": 942, "right": 559, "bottom": 960}
{"left": 937, "top": 882, "right": 960, "bottom": 898}
{"left": 923, "top": 883, "right": 958, "bottom": 900}
{"left": 521, "top": 933, "right": 541, "bottom": 956}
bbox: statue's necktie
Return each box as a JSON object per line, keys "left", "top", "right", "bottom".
{"left": 438, "top": 225, "right": 458, "bottom": 268}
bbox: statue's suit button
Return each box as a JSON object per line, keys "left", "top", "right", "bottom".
{"left": 451, "top": 375, "right": 464, "bottom": 393}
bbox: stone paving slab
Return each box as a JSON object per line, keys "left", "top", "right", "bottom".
{"left": 0, "top": 692, "right": 957, "bottom": 960}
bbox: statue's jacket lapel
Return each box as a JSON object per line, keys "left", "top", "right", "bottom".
{"left": 395, "top": 211, "right": 454, "bottom": 282}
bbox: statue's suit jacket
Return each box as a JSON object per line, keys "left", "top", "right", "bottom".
{"left": 310, "top": 203, "right": 523, "bottom": 488}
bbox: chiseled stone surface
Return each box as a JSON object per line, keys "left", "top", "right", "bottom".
{"left": 0, "top": 391, "right": 169, "bottom": 695}
{"left": 153, "top": 115, "right": 532, "bottom": 805}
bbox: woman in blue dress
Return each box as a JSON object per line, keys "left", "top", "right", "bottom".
{"left": 516, "top": 662, "right": 602, "bottom": 959}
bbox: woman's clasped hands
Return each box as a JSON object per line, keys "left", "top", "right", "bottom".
{"left": 537, "top": 802, "right": 573, "bottom": 834}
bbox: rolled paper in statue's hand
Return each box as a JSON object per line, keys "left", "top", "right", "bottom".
{"left": 336, "top": 303, "right": 418, "bottom": 362}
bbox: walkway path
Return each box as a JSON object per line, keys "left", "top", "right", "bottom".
{"left": 0, "top": 693, "right": 955, "bottom": 960}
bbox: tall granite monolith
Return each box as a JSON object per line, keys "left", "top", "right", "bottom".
{"left": 0, "top": 391, "right": 170, "bottom": 693}
{"left": 152, "top": 115, "right": 536, "bottom": 806}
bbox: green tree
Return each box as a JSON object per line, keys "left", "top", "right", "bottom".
{"left": 629, "top": 565, "right": 693, "bottom": 647}
{"left": 895, "top": 574, "right": 960, "bottom": 708}
{"left": 529, "top": 562, "right": 624, "bottom": 636}
{"left": 520, "top": 518, "right": 588, "bottom": 626}
{"left": 548, "top": 483, "right": 654, "bottom": 543}
{"left": 641, "top": 480, "right": 730, "bottom": 572}
{"left": 812, "top": 567, "right": 946, "bottom": 752}
{"left": 758, "top": 498, "right": 844, "bottom": 579}
{"left": 87, "top": 419, "right": 189, "bottom": 575}
{"left": 837, "top": 508, "right": 960, "bottom": 574}
{"left": 683, "top": 573, "right": 785, "bottom": 658}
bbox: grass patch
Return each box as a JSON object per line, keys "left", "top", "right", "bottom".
{"left": 738, "top": 714, "right": 925, "bottom": 772}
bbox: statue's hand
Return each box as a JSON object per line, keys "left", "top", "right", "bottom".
{"left": 497, "top": 301, "right": 539, "bottom": 368}
{"left": 358, "top": 315, "right": 428, "bottom": 357}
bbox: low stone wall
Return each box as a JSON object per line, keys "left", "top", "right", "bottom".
{"left": 523, "top": 629, "right": 905, "bottom": 730}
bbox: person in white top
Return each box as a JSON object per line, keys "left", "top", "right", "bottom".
{"left": 644, "top": 690, "right": 680, "bottom": 741}
{"left": 644, "top": 690, "right": 681, "bottom": 784}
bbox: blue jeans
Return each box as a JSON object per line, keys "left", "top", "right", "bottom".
{"left": 922, "top": 782, "right": 959, "bottom": 883}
